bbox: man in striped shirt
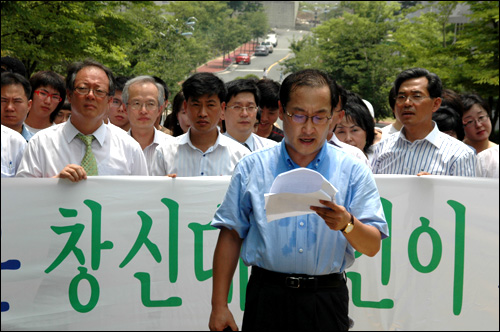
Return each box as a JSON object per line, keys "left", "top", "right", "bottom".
{"left": 371, "top": 68, "right": 475, "bottom": 176}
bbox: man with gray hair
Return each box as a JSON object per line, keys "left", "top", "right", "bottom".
{"left": 121, "top": 75, "right": 173, "bottom": 173}
{"left": 16, "top": 59, "right": 148, "bottom": 180}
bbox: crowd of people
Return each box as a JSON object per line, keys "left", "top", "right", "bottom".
{"left": 2, "top": 56, "right": 497, "bottom": 180}
{"left": 1, "top": 56, "right": 498, "bottom": 331}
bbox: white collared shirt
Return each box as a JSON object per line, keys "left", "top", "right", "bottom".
{"left": 1, "top": 125, "right": 27, "bottom": 178}
{"left": 476, "top": 145, "right": 499, "bottom": 178}
{"left": 150, "top": 128, "right": 250, "bottom": 177}
{"left": 128, "top": 128, "right": 174, "bottom": 175}
{"left": 16, "top": 121, "right": 148, "bottom": 177}
{"left": 328, "top": 133, "right": 370, "bottom": 167}
{"left": 371, "top": 122, "right": 476, "bottom": 176}
{"left": 224, "top": 132, "right": 278, "bottom": 152}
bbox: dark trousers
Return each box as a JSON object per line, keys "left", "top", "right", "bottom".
{"left": 242, "top": 267, "right": 349, "bottom": 331}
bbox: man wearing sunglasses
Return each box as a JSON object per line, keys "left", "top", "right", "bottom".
{"left": 209, "top": 69, "right": 388, "bottom": 331}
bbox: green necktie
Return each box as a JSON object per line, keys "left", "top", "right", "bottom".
{"left": 77, "top": 133, "right": 98, "bottom": 176}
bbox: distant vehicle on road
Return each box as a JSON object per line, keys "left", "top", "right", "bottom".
{"left": 261, "top": 41, "right": 274, "bottom": 53}
{"left": 235, "top": 53, "right": 251, "bottom": 65}
{"left": 265, "top": 33, "right": 278, "bottom": 47}
{"left": 254, "top": 45, "right": 269, "bottom": 56}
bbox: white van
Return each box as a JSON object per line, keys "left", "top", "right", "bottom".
{"left": 265, "top": 34, "right": 277, "bottom": 47}
{"left": 261, "top": 41, "right": 274, "bottom": 53}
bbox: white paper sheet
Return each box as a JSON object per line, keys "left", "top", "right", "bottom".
{"left": 264, "top": 168, "right": 338, "bottom": 222}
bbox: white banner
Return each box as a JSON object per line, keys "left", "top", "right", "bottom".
{"left": 1, "top": 176, "right": 498, "bottom": 331}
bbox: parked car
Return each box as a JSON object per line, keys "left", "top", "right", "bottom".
{"left": 235, "top": 53, "right": 251, "bottom": 65}
{"left": 254, "top": 45, "right": 269, "bottom": 56}
{"left": 261, "top": 41, "right": 274, "bottom": 53}
{"left": 265, "top": 33, "right": 278, "bottom": 47}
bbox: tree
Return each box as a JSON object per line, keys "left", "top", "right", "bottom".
{"left": 393, "top": 1, "right": 499, "bottom": 137}
{"left": 284, "top": 1, "right": 402, "bottom": 119}
{"left": 1, "top": 1, "right": 140, "bottom": 77}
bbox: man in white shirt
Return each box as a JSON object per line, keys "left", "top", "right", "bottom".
{"left": 1, "top": 124, "right": 26, "bottom": 177}
{"left": 222, "top": 79, "right": 277, "bottom": 152}
{"left": 371, "top": 68, "right": 475, "bottom": 176}
{"left": 151, "top": 72, "right": 249, "bottom": 177}
{"left": 121, "top": 75, "right": 173, "bottom": 174}
{"left": 16, "top": 59, "right": 148, "bottom": 180}
{"left": 1, "top": 72, "right": 35, "bottom": 141}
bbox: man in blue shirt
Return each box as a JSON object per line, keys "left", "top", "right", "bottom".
{"left": 209, "top": 69, "right": 388, "bottom": 331}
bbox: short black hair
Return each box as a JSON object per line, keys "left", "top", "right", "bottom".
{"left": 280, "top": 69, "right": 340, "bottom": 112}
{"left": 115, "top": 76, "right": 130, "bottom": 92}
{"left": 50, "top": 101, "right": 71, "bottom": 123}
{"left": 1, "top": 72, "right": 31, "bottom": 99}
{"left": 433, "top": 105, "right": 465, "bottom": 140}
{"left": 394, "top": 67, "right": 442, "bottom": 99}
{"left": 256, "top": 78, "right": 280, "bottom": 109}
{"left": 1, "top": 56, "right": 27, "bottom": 77}
{"left": 153, "top": 76, "right": 169, "bottom": 101}
{"left": 388, "top": 86, "right": 396, "bottom": 112}
{"left": 225, "top": 79, "right": 260, "bottom": 105}
{"left": 460, "top": 93, "right": 491, "bottom": 117}
{"left": 182, "top": 72, "right": 226, "bottom": 103}
{"left": 29, "top": 70, "right": 66, "bottom": 113}
{"left": 343, "top": 96, "right": 375, "bottom": 154}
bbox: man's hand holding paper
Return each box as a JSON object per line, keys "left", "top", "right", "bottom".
{"left": 264, "top": 168, "right": 339, "bottom": 222}
{"left": 310, "top": 199, "right": 351, "bottom": 231}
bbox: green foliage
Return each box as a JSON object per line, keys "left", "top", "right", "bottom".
{"left": 1, "top": 1, "right": 268, "bottom": 100}
{"left": 285, "top": 1, "right": 499, "bottom": 124}
{"left": 285, "top": 2, "right": 401, "bottom": 119}
{"left": 1, "top": 1, "right": 140, "bottom": 76}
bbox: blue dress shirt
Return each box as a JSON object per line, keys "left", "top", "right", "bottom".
{"left": 212, "top": 141, "right": 388, "bottom": 275}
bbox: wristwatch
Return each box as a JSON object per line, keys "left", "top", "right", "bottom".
{"left": 342, "top": 213, "right": 354, "bottom": 234}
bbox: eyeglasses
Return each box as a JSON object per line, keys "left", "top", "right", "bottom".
{"left": 395, "top": 94, "right": 431, "bottom": 105}
{"left": 110, "top": 98, "right": 123, "bottom": 109}
{"left": 34, "top": 90, "right": 62, "bottom": 103}
{"left": 284, "top": 107, "right": 332, "bottom": 125}
{"left": 463, "top": 114, "right": 489, "bottom": 128}
{"left": 228, "top": 105, "right": 258, "bottom": 113}
{"left": 127, "top": 101, "right": 159, "bottom": 112}
{"left": 74, "top": 86, "right": 109, "bottom": 98}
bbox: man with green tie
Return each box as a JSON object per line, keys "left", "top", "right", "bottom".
{"left": 16, "top": 59, "right": 148, "bottom": 180}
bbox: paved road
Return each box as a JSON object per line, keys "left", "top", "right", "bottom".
{"left": 215, "top": 28, "right": 310, "bottom": 83}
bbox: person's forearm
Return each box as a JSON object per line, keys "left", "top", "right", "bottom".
{"left": 211, "top": 227, "right": 243, "bottom": 308}
{"left": 344, "top": 217, "right": 382, "bottom": 257}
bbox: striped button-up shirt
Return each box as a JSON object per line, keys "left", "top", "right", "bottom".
{"left": 370, "top": 122, "right": 476, "bottom": 176}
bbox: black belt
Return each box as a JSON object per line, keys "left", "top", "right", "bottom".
{"left": 251, "top": 266, "right": 345, "bottom": 289}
